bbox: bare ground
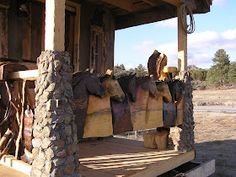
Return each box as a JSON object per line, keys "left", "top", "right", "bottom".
{"left": 193, "top": 89, "right": 236, "bottom": 106}
{"left": 193, "top": 89, "right": 236, "bottom": 177}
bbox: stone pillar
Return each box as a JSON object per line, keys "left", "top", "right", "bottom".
{"left": 169, "top": 73, "right": 194, "bottom": 151}
{"left": 31, "top": 51, "right": 79, "bottom": 177}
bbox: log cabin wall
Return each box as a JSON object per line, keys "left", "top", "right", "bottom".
{"left": 0, "top": 1, "right": 9, "bottom": 59}
{"left": 0, "top": 0, "right": 80, "bottom": 71}
{"left": 1, "top": 0, "right": 115, "bottom": 73}
{"left": 79, "top": 1, "right": 115, "bottom": 73}
{"left": 7, "top": 1, "right": 44, "bottom": 62}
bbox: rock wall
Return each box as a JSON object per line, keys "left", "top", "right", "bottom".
{"left": 31, "top": 51, "right": 79, "bottom": 177}
{"left": 169, "top": 73, "right": 195, "bottom": 151}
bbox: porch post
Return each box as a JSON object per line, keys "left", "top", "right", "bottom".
{"left": 45, "top": 0, "right": 65, "bottom": 51}
{"left": 31, "top": 0, "right": 79, "bottom": 176}
{"left": 177, "top": 5, "right": 187, "bottom": 79}
{"left": 169, "top": 3, "right": 194, "bottom": 152}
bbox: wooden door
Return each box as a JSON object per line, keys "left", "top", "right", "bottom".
{"left": 65, "top": 10, "right": 76, "bottom": 70}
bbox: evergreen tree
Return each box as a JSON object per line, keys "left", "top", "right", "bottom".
{"left": 134, "top": 64, "right": 148, "bottom": 77}
{"left": 189, "top": 68, "right": 207, "bottom": 81}
{"left": 114, "top": 64, "right": 126, "bottom": 75}
{"left": 228, "top": 62, "right": 236, "bottom": 82}
{"left": 207, "top": 49, "right": 230, "bottom": 85}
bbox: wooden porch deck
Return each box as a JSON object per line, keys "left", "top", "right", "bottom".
{"left": 0, "top": 165, "right": 28, "bottom": 177}
{"left": 0, "top": 137, "right": 194, "bottom": 177}
{"left": 79, "top": 137, "right": 195, "bottom": 177}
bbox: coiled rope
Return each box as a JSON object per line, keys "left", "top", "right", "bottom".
{"left": 179, "top": 3, "right": 195, "bottom": 34}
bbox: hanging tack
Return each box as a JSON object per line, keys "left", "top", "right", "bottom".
{"left": 15, "top": 80, "right": 27, "bottom": 159}
{"left": 0, "top": 129, "right": 12, "bottom": 151}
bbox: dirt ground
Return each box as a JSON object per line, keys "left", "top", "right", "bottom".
{"left": 193, "top": 89, "right": 236, "bottom": 106}
{"left": 193, "top": 89, "right": 236, "bottom": 177}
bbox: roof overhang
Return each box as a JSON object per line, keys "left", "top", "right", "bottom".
{"left": 85, "top": 0, "right": 212, "bottom": 29}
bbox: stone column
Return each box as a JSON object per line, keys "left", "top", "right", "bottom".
{"left": 169, "top": 73, "right": 194, "bottom": 151}
{"left": 31, "top": 51, "right": 79, "bottom": 177}
{"left": 31, "top": 1, "right": 79, "bottom": 176}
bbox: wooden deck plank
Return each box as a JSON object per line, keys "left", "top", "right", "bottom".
{"left": 1, "top": 137, "right": 194, "bottom": 177}
{"left": 0, "top": 155, "right": 31, "bottom": 176}
{"left": 0, "top": 165, "right": 28, "bottom": 177}
{"left": 79, "top": 137, "right": 195, "bottom": 177}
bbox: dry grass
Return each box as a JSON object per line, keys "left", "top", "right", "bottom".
{"left": 193, "top": 89, "right": 236, "bottom": 177}
{"left": 194, "top": 112, "right": 236, "bottom": 142}
{"left": 193, "top": 89, "right": 236, "bottom": 106}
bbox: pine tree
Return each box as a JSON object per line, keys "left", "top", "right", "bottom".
{"left": 207, "top": 49, "right": 230, "bottom": 85}
{"left": 228, "top": 62, "right": 236, "bottom": 82}
{"left": 134, "top": 64, "right": 148, "bottom": 77}
{"left": 114, "top": 64, "right": 126, "bottom": 75}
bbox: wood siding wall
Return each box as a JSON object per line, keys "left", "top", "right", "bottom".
{"left": 79, "top": 1, "right": 115, "bottom": 73}
{"left": 0, "top": 0, "right": 115, "bottom": 73}
{"left": 0, "top": 6, "right": 8, "bottom": 58}
{"left": 7, "top": 1, "right": 44, "bottom": 62}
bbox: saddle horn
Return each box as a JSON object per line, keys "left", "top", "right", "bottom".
{"left": 105, "top": 69, "right": 113, "bottom": 76}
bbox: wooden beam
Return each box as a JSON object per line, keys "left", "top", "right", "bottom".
{"left": 34, "top": 0, "right": 44, "bottom": 3}
{"left": 45, "top": 0, "right": 66, "bottom": 51}
{"left": 0, "top": 0, "right": 10, "bottom": 9}
{"left": 143, "top": 0, "right": 157, "bottom": 6}
{"left": 34, "top": 0, "right": 78, "bottom": 12}
{"left": 115, "top": 4, "right": 176, "bottom": 29}
{"left": 177, "top": 5, "right": 187, "bottom": 79}
{"left": 130, "top": 151, "right": 195, "bottom": 177}
{"left": 186, "top": 0, "right": 197, "bottom": 11}
{"left": 0, "top": 155, "right": 32, "bottom": 176}
{"left": 0, "top": 4, "right": 9, "bottom": 9}
{"left": 193, "top": 0, "right": 211, "bottom": 13}
{"left": 185, "top": 160, "right": 215, "bottom": 177}
{"left": 101, "top": 0, "right": 134, "bottom": 12}
{"left": 161, "top": 0, "right": 183, "bottom": 6}
{"left": 162, "top": 0, "right": 197, "bottom": 10}
{"left": 9, "top": 69, "right": 39, "bottom": 80}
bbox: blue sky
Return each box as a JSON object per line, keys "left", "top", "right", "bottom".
{"left": 115, "top": 0, "right": 236, "bottom": 69}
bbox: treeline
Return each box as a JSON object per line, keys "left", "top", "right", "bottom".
{"left": 114, "top": 49, "right": 236, "bottom": 88}
{"left": 114, "top": 64, "right": 148, "bottom": 77}
{"left": 189, "top": 49, "right": 236, "bottom": 86}
{"left": 189, "top": 66, "right": 207, "bottom": 81}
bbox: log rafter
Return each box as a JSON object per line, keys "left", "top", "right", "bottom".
{"left": 101, "top": 0, "right": 135, "bottom": 12}
{"left": 161, "top": 0, "right": 183, "bottom": 6}
{"left": 115, "top": 4, "right": 177, "bottom": 29}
